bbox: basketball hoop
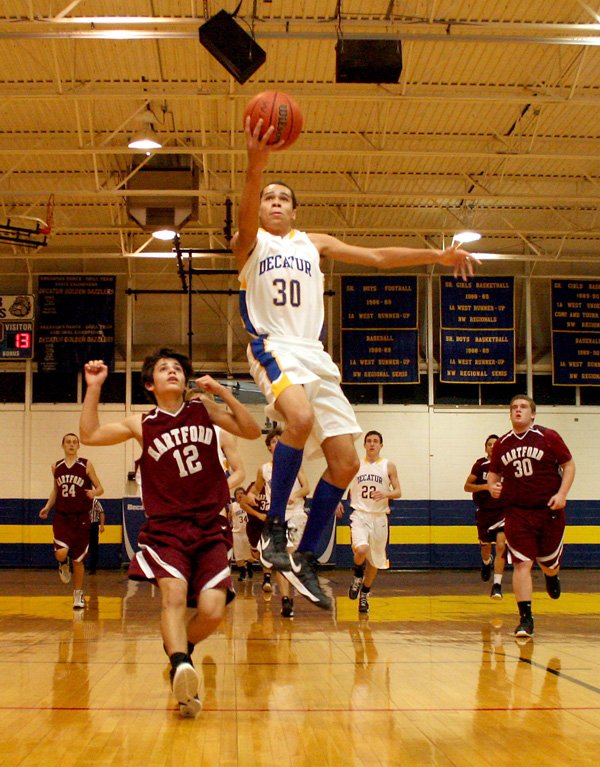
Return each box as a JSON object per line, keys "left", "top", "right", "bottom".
{"left": 39, "top": 194, "right": 55, "bottom": 236}
{"left": 0, "top": 195, "right": 54, "bottom": 248}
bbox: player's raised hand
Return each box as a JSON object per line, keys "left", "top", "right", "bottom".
{"left": 244, "top": 116, "right": 283, "bottom": 166}
{"left": 192, "top": 374, "right": 225, "bottom": 397}
{"left": 439, "top": 245, "right": 481, "bottom": 281}
{"left": 84, "top": 360, "right": 108, "bottom": 386}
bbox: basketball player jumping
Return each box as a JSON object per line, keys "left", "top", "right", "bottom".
{"left": 80, "top": 349, "right": 261, "bottom": 717}
{"left": 232, "top": 115, "right": 479, "bottom": 609}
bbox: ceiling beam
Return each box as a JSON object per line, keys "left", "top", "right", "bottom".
{"left": 0, "top": 86, "right": 597, "bottom": 107}
{"left": 1, "top": 17, "right": 600, "bottom": 46}
{"left": 0, "top": 146, "right": 596, "bottom": 162}
{"left": 0, "top": 188, "right": 597, "bottom": 203}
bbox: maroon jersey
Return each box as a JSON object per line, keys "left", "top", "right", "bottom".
{"left": 53, "top": 457, "right": 93, "bottom": 514}
{"left": 489, "top": 425, "right": 572, "bottom": 508}
{"left": 470, "top": 457, "right": 505, "bottom": 511}
{"left": 138, "top": 399, "right": 229, "bottom": 521}
{"left": 245, "top": 484, "right": 268, "bottom": 549}
{"left": 255, "top": 486, "right": 268, "bottom": 514}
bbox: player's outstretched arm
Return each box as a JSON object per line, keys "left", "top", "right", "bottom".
{"left": 233, "top": 117, "right": 278, "bottom": 268}
{"left": 80, "top": 360, "right": 140, "bottom": 446}
{"left": 310, "top": 233, "right": 479, "bottom": 280}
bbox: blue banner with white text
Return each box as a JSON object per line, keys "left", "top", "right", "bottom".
{"left": 552, "top": 279, "right": 600, "bottom": 385}
{"left": 341, "top": 276, "right": 419, "bottom": 383}
{"left": 440, "top": 277, "right": 515, "bottom": 383}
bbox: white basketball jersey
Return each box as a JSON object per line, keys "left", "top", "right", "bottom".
{"left": 239, "top": 228, "right": 325, "bottom": 340}
{"left": 349, "top": 458, "right": 391, "bottom": 514}
{"left": 229, "top": 501, "right": 248, "bottom": 533}
{"left": 261, "top": 461, "right": 304, "bottom": 518}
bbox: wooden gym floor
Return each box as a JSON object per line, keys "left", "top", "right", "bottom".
{"left": 1, "top": 567, "right": 599, "bottom": 767}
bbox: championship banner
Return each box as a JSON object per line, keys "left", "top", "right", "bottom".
{"left": 552, "top": 280, "right": 600, "bottom": 386}
{"left": 341, "top": 276, "right": 419, "bottom": 384}
{"left": 440, "top": 277, "right": 515, "bottom": 383}
{"left": 36, "top": 275, "right": 116, "bottom": 373}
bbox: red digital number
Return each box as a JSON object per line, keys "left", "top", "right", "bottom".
{"left": 15, "top": 332, "right": 31, "bottom": 349}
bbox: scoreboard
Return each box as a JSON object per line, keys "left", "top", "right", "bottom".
{"left": 0, "top": 294, "right": 34, "bottom": 359}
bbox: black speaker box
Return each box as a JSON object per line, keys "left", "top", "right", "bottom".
{"left": 199, "top": 10, "right": 266, "bottom": 84}
{"left": 336, "top": 39, "right": 403, "bottom": 83}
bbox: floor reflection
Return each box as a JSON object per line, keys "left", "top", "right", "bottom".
{"left": 1, "top": 568, "right": 599, "bottom": 767}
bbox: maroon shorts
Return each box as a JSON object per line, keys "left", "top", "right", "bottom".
{"left": 504, "top": 505, "right": 566, "bottom": 568}
{"left": 128, "top": 514, "right": 235, "bottom": 607}
{"left": 246, "top": 514, "right": 265, "bottom": 550}
{"left": 476, "top": 508, "right": 506, "bottom": 544}
{"left": 53, "top": 511, "right": 90, "bottom": 561}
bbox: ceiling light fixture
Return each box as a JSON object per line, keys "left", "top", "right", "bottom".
{"left": 452, "top": 230, "right": 482, "bottom": 246}
{"left": 128, "top": 106, "right": 162, "bottom": 150}
{"left": 152, "top": 228, "right": 178, "bottom": 241}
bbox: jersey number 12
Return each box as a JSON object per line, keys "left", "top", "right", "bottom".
{"left": 173, "top": 446, "right": 203, "bottom": 477}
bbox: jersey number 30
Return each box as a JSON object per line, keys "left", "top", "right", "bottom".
{"left": 513, "top": 458, "right": 533, "bottom": 477}
{"left": 273, "top": 278, "right": 301, "bottom": 307}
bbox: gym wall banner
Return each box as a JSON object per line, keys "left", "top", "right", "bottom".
{"left": 36, "top": 275, "right": 116, "bottom": 373}
{"left": 552, "top": 279, "right": 600, "bottom": 386}
{"left": 341, "top": 276, "right": 419, "bottom": 384}
{"left": 440, "top": 277, "right": 515, "bottom": 384}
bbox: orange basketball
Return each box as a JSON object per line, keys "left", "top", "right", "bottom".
{"left": 243, "top": 91, "right": 303, "bottom": 150}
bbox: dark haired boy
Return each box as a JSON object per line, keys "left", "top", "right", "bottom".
{"left": 80, "top": 349, "right": 261, "bottom": 716}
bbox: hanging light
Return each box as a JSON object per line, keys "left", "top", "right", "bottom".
{"left": 128, "top": 106, "right": 162, "bottom": 150}
{"left": 452, "top": 230, "right": 482, "bottom": 246}
{"left": 152, "top": 228, "right": 177, "bottom": 241}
